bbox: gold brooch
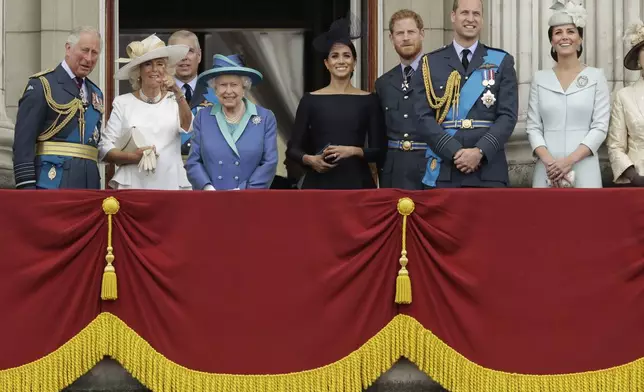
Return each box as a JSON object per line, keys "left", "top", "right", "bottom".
{"left": 48, "top": 166, "right": 57, "bottom": 180}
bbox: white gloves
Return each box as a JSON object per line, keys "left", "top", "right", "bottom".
{"left": 138, "top": 146, "right": 158, "bottom": 174}
{"left": 202, "top": 185, "right": 240, "bottom": 191}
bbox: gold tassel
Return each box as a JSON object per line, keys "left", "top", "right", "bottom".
{"left": 101, "top": 197, "right": 120, "bottom": 301}
{"left": 396, "top": 198, "right": 415, "bottom": 304}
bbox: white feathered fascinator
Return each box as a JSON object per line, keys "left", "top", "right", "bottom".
{"left": 548, "top": 0, "right": 588, "bottom": 29}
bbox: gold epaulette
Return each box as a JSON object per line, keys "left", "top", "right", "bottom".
{"left": 421, "top": 57, "right": 462, "bottom": 124}
{"left": 29, "top": 69, "right": 54, "bottom": 79}
{"left": 36, "top": 76, "right": 85, "bottom": 142}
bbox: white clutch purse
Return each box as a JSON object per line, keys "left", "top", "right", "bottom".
{"left": 119, "top": 126, "right": 158, "bottom": 173}
{"left": 121, "top": 126, "right": 146, "bottom": 154}
{"left": 546, "top": 171, "right": 575, "bottom": 188}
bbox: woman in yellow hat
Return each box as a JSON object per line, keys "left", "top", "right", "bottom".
{"left": 99, "top": 34, "right": 193, "bottom": 190}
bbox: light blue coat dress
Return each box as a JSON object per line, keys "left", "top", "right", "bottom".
{"left": 185, "top": 98, "right": 278, "bottom": 190}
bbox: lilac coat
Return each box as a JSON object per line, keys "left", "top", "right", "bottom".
{"left": 185, "top": 99, "right": 278, "bottom": 190}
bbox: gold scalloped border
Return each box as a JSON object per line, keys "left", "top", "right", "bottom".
{"left": 1, "top": 313, "right": 643, "bottom": 391}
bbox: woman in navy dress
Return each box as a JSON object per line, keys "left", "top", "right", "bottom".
{"left": 286, "top": 18, "right": 385, "bottom": 189}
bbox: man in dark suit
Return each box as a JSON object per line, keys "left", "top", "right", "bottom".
{"left": 13, "top": 26, "right": 104, "bottom": 189}
{"left": 411, "top": 0, "right": 518, "bottom": 188}
{"left": 375, "top": 9, "right": 427, "bottom": 190}
{"left": 168, "top": 30, "right": 207, "bottom": 158}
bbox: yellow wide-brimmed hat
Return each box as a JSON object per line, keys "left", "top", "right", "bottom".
{"left": 115, "top": 34, "right": 189, "bottom": 80}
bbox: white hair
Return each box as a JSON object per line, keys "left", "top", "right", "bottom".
{"left": 67, "top": 26, "right": 102, "bottom": 51}
{"left": 208, "top": 75, "right": 253, "bottom": 92}
{"left": 168, "top": 30, "right": 201, "bottom": 51}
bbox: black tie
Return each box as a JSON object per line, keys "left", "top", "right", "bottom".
{"left": 183, "top": 84, "right": 193, "bottom": 103}
{"left": 403, "top": 65, "right": 413, "bottom": 83}
{"left": 461, "top": 49, "right": 470, "bottom": 71}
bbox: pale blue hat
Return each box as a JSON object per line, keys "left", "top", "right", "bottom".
{"left": 197, "top": 54, "right": 263, "bottom": 86}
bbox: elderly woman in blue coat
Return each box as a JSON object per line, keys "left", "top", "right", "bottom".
{"left": 185, "top": 54, "right": 277, "bottom": 190}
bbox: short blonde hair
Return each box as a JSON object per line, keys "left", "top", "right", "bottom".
{"left": 128, "top": 57, "right": 175, "bottom": 90}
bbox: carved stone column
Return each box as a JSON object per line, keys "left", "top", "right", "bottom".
{"left": 0, "top": 0, "right": 15, "bottom": 188}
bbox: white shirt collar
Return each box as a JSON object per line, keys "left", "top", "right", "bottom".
{"left": 61, "top": 60, "right": 82, "bottom": 80}
{"left": 175, "top": 76, "right": 198, "bottom": 92}
{"left": 61, "top": 60, "right": 89, "bottom": 99}
{"left": 452, "top": 40, "right": 479, "bottom": 59}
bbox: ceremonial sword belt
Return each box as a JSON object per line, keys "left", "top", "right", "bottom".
{"left": 440, "top": 119, "right": 494, "bottom": 129}
{"left": 36, "top": 141, "right": 99, "bottom": 162}
{"left": 387, "top": 140, "right": 428, "bottom": 151}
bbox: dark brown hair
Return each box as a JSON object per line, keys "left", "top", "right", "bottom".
{"left": 327, "top": 40, "right": 357, "bottom": 60}
{"left": 548, "top": 25, "right": 584, "bottom": 61}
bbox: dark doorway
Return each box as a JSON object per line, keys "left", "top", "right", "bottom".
{"left": 118, "top": 0, "right": 351, "bottom": 92}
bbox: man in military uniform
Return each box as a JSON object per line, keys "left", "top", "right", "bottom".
{"left": 411, "top": 0, "right": 518, "bottom": 188}
{"left": 13, "top": 26, "right": 104, "bottom": 189}
{"left": 375, "top": 9, "right": 426, "bottom": 190}
{"left": 168, "top": 30, "right": 208, "bottom": 159}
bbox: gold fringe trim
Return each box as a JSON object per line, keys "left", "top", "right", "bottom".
{"left": 399, "top": 315, "right": 644, "bottom": 392}
{"left": 2, "top": 313, "right": 644, "bottom": 391}
{"left": 0, "top": 314, "right": 109, "bottom": 392}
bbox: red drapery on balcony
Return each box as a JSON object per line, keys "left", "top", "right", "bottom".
{"left": 0, "top": 189, "right": 642, "bottom": 391}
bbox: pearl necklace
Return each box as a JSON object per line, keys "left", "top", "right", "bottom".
{"left": 223, "top": 101, "right": 245, "bottom": 124}
{"left": 139, "top": 89, "right": 163, "bottom": 104}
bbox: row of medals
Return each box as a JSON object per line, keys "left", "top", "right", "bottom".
{"left": 401, "top": 68, "right": 497, "bottom": 108}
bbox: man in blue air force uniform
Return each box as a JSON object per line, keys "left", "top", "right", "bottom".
{"left": 375, "top": 9, "right": 427, "bottom": 190}
{"left": 13, "top": 26, "right": 104, "bottom": 189}
{"left": 411, "top": 0, "right": 518, "bottom": 188}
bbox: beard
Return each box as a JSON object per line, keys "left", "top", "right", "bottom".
{"left": 395, "top": 42, "right": 422, "bottom": 61}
